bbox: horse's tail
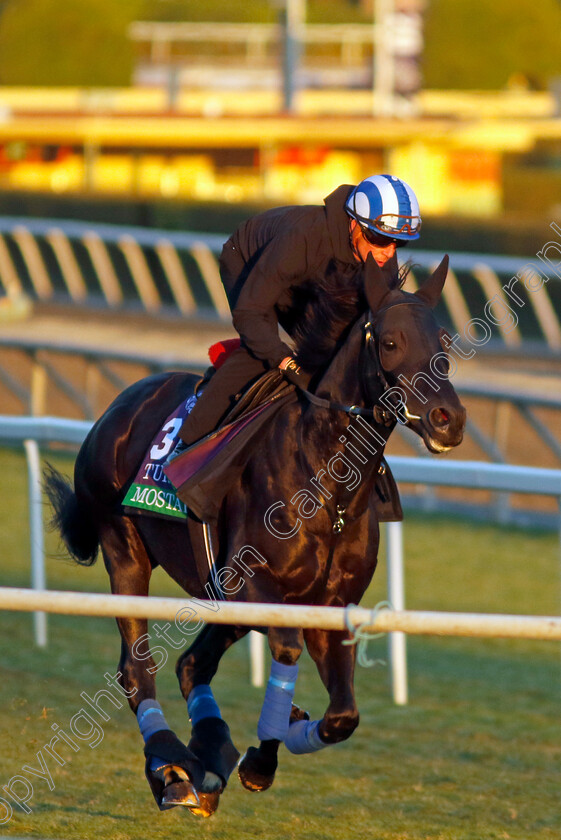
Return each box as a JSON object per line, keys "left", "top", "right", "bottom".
{"left": 44, "top": 463, "right": 99, "bottom": 566}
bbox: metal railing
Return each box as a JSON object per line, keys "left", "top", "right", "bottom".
{"left": 458, "top": 381, "right": 561, "bottom": 466}
{"left": 0, "top": 218, "right": 560, "bottom": 350}
{"left": 0, "top": 218, "right": 230, "bottom": 320}
{"left": 0, "top": 337, "right": 204, "bottom": 419}
{"left": 128, "top": 21, "right": 377, "bottom": 67}
{"left": 403, "top": 249, "right": 561, "bottom": 352}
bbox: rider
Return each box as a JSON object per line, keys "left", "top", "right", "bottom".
{"left": 169, "top": 174, "right": 422, "bottom": 460}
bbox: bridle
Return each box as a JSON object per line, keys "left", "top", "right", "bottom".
{"left": 302, "top": 300, "right": 426, "bottom": 427}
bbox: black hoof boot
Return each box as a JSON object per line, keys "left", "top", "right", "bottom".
{"left": 187, "top": 717, "right": 240, "bottom": 788}
{"left": 143, "top": 730, "right": 204, "bottom": 812}
{"left": 238, "top": 741, "right": 279, "bottom": 792}
{"left": 186, "top": 718, "right": 239, "bottom": 818}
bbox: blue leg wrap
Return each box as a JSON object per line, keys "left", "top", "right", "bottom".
{"left": 257, "top": 660, "right": 298, "bottom": 742}
{"left": 138, "top": 699, "right": 171, "bottom": 741}
{"left": 137, "top": 699, "right": 172, "bottom": 772}
{"left": 285, "top": 719, "right": 327, "bottom": 755}
{"left": 187, "top": 684, "right": 222, "bottom": 725}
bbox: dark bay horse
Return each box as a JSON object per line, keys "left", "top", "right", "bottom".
{"left": 46, "top": 257, "right": 466, "bottom": 817}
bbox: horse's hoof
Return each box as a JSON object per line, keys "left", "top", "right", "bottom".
{"left": 161, "top": 779, "right": 200, "bottom": 809}
{"left": 238, "top": 747, "right": 277, "bottom": 792}
{"left": 187, "top": 771, "right": 223, "bottom": 818}
{"left": 290, "top": 703, "right": 310, "bottom": 723}
{"left": 155, "top": 765, "right": 200, "bottom": 811}
{"left": 188, "top": 789, "right": 221, "bottom": 818}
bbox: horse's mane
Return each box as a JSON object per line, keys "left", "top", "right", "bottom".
{"left": 293, "top": 260, "right": 410, "bottom": 372}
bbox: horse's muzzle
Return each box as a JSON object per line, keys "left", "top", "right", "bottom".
{"left": 421, "top": 402, "right": 467, "bottom": 453}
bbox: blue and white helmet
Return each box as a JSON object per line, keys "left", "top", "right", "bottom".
{"left": 345, "top": 174, "right": 422, "bottom": 241}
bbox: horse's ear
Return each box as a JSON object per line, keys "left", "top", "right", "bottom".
{"left": 414, "top": 255, "right": 449, "bottom": 308}
{"left": 363, "top": 253, "right": 392, "bottom": 312}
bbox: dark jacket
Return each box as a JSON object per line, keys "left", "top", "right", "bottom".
{"left": 219, "top": 184, "right": 398, "bottom": 368}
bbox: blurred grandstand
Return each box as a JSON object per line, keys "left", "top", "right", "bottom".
{"left": 0, "top": 0, "right": 559, "bottom": 222}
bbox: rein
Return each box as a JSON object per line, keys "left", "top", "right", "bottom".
{"left": 301, "top": 300, "right": 425, "bottom": 427}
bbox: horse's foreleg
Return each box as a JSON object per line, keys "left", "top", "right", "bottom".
{"left": 175, "top": 623, "right": 247, "bottom": 816}
{"left": 100, "top": 518, "right": 203, "bottom": 811}
{"left": 284, "top": 627, "right": 359, "bottom": 755}
{"left": 238, "top": 626, "right": 304, "bottom": 793}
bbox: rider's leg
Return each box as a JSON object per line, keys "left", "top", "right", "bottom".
{"left": 178, "top": 345, "right": 267, "bottom": 446}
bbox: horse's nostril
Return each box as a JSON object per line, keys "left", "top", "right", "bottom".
{"left": 430, "top": 407, "right": 450, "bottom": 428}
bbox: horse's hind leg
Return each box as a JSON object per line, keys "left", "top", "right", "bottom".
{"left": 177, "top": 622, "right": 249, "bottom": 696}
{"left": 99, "top": 519, "right": 155, "bottom": 707}
{"left": 238, "top": 626, "right": 304, "bottom": 793}
{"left": 175, "top": 623, "right": 248, "bottom": 817}
{"left": 99, "top": 516, "right": 203, "bottom": 811}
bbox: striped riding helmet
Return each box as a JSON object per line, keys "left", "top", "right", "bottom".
{"left": 345, "top": 174, "right": 422, "bottom": 241}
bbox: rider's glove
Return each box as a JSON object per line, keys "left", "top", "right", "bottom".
{"left": 279, "top": 356, "right": 311, "bottom": 390}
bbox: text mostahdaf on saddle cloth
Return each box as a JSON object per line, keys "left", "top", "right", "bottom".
{"left": 123, "top": 343, "right": 402, "bottom": 525}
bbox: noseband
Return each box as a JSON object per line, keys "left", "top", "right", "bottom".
{"left": 302, "top": 300, "right": 426, "bottom": 427}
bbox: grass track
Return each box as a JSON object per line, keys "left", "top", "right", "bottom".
{"left": 1, "top": 447, "right": 560, "bottom": 840}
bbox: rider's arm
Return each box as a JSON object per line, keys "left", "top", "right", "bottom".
{"left": 231, "top": 229, "right": 317, "bottom": 367}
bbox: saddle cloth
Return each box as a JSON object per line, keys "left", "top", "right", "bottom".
{"left": 122, "top": 394, "right": 197, "bottom": 520}
{"left": 165, "top": 370, "right": 297, "bottom": 523}
{"left": 122, "top": 341, "right": 402, "bottom": 524}
{"left": 121, "top": 359, "right": 296, "bottom": 523}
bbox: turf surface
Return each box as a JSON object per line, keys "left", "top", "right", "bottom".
{"left": 0, "top": 447, "right": 559, "bottom": 840}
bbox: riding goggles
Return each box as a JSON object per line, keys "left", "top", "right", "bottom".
{"left": 372, "top": 214, "right": 422, "bottom": 237}
{"left": 361, "top": 227, "right": 406, "bottom": 248}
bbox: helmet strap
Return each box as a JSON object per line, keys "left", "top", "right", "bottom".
{"left": 349, "top": 220, "right": 364, "bottom": 263}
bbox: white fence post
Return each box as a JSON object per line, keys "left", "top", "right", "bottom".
{"left": 249, "top": 630, "right": 265, "bottom": 687}
{"left": 386, "top": 520, "right": 408, "bottom": 705}
{"left": 24, "top": 439, "right": 47, "bottom": 647}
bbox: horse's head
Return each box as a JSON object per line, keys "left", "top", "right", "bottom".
{"left": 363, "top": 254, "right": 466, "bottom": 453}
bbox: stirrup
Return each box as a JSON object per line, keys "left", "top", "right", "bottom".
{"left": 164, "top": 438, "right": 189, "bottom": 467}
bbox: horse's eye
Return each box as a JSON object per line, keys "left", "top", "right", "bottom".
{"left": 382, "top": 340, "right": 397, "bottom": 351}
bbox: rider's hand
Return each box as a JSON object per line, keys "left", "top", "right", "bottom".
{"left": 279, "top": 357, "right": 311, "bottom": 389}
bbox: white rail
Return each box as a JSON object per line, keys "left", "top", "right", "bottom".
{"left": 128, "top": 21, "right": 378, "bottom": 65}
{"left": 2, "top": 415, "right": 561, "bottom": 706}
{"left": 1, "top": 588, "right": 561, "bottom": 640}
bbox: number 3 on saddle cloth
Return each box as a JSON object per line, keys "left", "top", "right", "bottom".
{"left": 122, "top": 338, "right": 298, "bottom": 525}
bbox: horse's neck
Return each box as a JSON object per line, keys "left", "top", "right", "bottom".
{"left": 298, "top": 328, "right": 389, "bottom": 484}
{"left": 314, "top": 329, "right": 365, "bottom": 408}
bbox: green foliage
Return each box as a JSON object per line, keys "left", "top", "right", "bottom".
{"left": 1, "top": 0, "right": 559, "bottom": 89}
{"left": 136, "top": 0, "right": 276, "bottom": 23}
{"left": 0, "top": 0, "right": 366, "bottom": 85}
{"left": 0, "top": 0, "right": 142, "bottom": 86}
{"left": 423, "top": 0, "right": 561, "bottom": 90}
{"left": 135, "top": 0, "right": 368, "bottom": 24}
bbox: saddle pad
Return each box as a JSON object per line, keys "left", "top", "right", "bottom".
{"left": 122, "top": 395, "right": 198, "bottom": 520}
